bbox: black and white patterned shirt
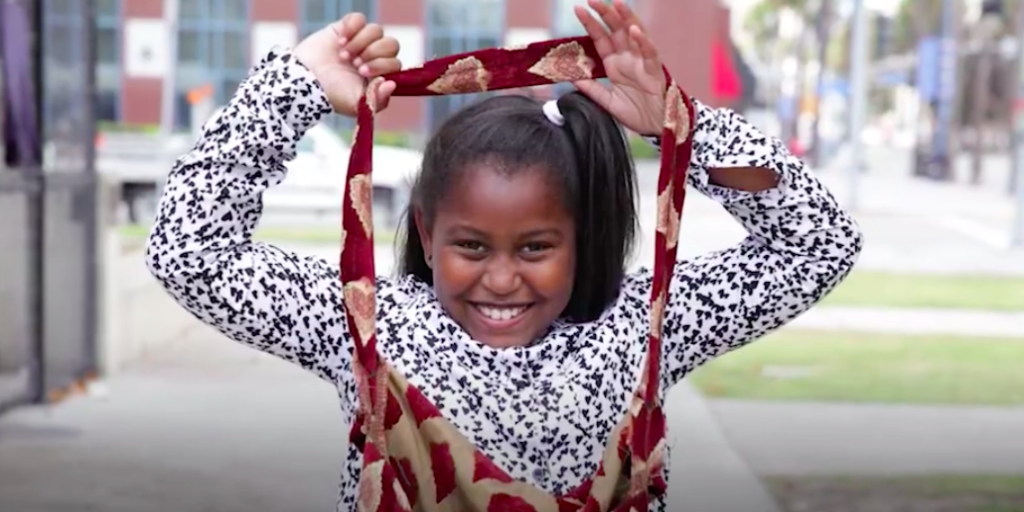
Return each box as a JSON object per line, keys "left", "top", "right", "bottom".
{"left": 145, "top": 49, "right": 863, "bottom": 511}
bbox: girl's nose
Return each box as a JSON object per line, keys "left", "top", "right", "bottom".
{"left": 481, "top": 259, "right": 522, "bottom": 295}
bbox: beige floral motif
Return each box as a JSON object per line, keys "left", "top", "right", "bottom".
{"left": 648, "top": 438, "right": 667, "bottom": 472}
{"left": 340, "top": 226, "right": 347, "bottom": 253}
{"left": 350, "top": 174, "right": 374, "bottom": 239}
{"left": 426, "top": 57, "right": 492, "bottom": 94}
{"left": 628, "top": 431, "right": 666, "bottom": 494}
{"left": 663, "top": 82, "right": 691, "bottom": 146}
{"left": 344, "top": 278, "right": 376, "bottom": 346}
{"left": 528, "top": 41, "right": 595, "bottom": 82}
{"left": 650, "top": 288, "right": 667, "bottom": 340}
{"left": 631, "top": 456, "right": 648, "bottom": 476}
{"left": 629, "top": 395, "right": 644, "bottom": 417}
{"left": 393, "top": 480, "right": 411, "bottom": 510}
{"left": 358, "top": 460, "right": 385, "bottom": 512}
{"left": 655, "top": 185, "right": 681, "bottom": 250}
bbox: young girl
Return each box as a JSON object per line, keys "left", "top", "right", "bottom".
{"left": 145, "top": 2, "right": 863, "bottom": 510}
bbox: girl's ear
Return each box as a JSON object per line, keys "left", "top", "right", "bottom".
{"left": 413, "top": 207, "right": 433, "bottom": 268}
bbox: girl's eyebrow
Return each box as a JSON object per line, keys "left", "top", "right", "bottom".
{"left": 519, "top": 228, "right": 563, "bottom": 239}
{"left": 445, "top": 224, "right": 489, "bottom": 238}
{"left": 446, "top": 224, "right": 564, "bottom": 240}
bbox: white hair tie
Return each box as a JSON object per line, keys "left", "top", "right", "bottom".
{"left": 542, "top": 100, "right": 565, "bottom": 126}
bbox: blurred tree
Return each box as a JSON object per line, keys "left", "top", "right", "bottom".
{"left": 891, "top": 0, "right": 945, "bottom": 54}
{"left": 743, "top": 0, "right": 781, "bottom": 51}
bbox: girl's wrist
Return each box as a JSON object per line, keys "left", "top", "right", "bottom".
{"left": 642, "top": 97, "right": 666, "bottom": 138}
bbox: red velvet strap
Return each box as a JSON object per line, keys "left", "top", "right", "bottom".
{"left": 339, "top": 34, "right": 695, "bottom": 479}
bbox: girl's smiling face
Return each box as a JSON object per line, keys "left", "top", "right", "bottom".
{"left": 416, "top": 162, "right": 577, "bottom": 349}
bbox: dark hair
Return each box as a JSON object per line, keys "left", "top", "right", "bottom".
{"left": 397, "top": 91, "right": 639, "bottom": 322}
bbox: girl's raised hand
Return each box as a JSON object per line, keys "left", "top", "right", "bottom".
{"left": 573, "top": 0, "right": 666, "bottom": 136}
{"left": 294, "top": 13, "right": 401, "bottom": 117}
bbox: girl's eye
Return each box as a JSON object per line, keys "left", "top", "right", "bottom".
{"left": 521, "top": 242, "right": 552, "bottom": 254}
{"left": 455, "top": 240, "right": 486, "bottom": 252}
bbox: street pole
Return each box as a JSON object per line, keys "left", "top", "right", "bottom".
{"left": 1013, "top": 3, "right": 1024, "bottom": 248}
{"left": 846, "top": 0, "right": 868, "bottom": 210}
{"left": 932, "top": 0, "right": 957, "bottom": 180}
{"left": 810, "top": 0, "right": 831, "bottom": 168}
{"left": 159, "top": 0, "right": 179, "bottom": 136}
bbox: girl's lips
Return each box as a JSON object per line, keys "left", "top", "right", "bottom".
{"left": 470, "top": 303, "right": 532, "bottom": 330}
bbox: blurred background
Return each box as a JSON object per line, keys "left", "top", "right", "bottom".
{"left": 3, "top": 1, "right": 1024, "bottom": 511}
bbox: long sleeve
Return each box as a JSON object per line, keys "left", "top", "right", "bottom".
{"left": 144, "top": 48, "right": 349, "bottom": 385}
{"left": 653, "top": 98, "right": 864, "bottom": 389}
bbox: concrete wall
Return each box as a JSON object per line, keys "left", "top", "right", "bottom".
{"left": 98, "top": 236, "right": 201, "bottom": 374}
{"left": 0, "top": 189, "right": 33, "bottom": 375}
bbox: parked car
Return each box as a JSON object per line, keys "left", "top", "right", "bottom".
{"left": 97, "top": 105, "right": 423, "bottom": 230}
{"left": 262, "top": 121, "right": 423, "bottom": 230}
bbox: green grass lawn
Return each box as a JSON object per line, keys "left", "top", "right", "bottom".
{"left": 822, "top": 271, "right": 1024, "bottom": 311}
{"left": 767, "top": 475, "right": 1024, "bottom": 512}
{"left": 689, "top": 329, "right": 1024, "bottom": 405}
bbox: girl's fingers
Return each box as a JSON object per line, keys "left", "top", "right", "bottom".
{"left": 359, "top": 57, "right": 402, "bottom": 78}
{"left": 588, "top": 0, "right": 629, "bottom": 52}
{"left": 613, "top": 0, "right": 645, "bottom": 32}
{"left": 331, "top": 12, "right": 366, "bottom": 47}
{"left": 626, "top": 24, "right": 643, "bottom": 54}
{"left": 574, "top": 5, "right": 614, "bottom": 58}
{"left": 588, "top": 0, "right": 626, "bottom": 32}
{"left": 587, "top": 0, "right": 628, "bottom": 47}
{"left": 630, "top": 25, "right": 662, "bottom": 75}
{"left": 352, "top": 37, "right": 400, "bottom": 68}
{"left": 342, "top": 23, "right": 384, "bottom": 61}
{"left": 573, "top": 79, "right": 612, "bottom": 108}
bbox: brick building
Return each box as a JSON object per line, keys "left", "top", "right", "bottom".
{"left": 48, "top": 0, "right": 743, "bottom": 134}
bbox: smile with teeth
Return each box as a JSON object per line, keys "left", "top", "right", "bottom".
{"left": 474, "top": 304, "right": 529, "bottom": 322}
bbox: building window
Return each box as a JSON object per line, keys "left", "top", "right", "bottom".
{"left": 174, "top": 0, "right": 251, "bottom": 130}
{"left": 425, "top": 0, "right": 504, "bottom": 131}
{"left": 42, "top": 0, "right": 122, "bottom": 126}
{"left": 298, "top": 0, "right": 378, "bottom": 132}
{"left": 95, "top": 0, "right": 121, "bottom": 123}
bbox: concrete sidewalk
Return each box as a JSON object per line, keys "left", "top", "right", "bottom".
{"left": 708, "top": 399, "right": 1024, "bottom": 476}
{"left": 0, "top": 327, "right": 781, "bottom": 512}
{"left": 666, "top": 382, "right": 782, "bottom": 511}
{"left": 0, "top": 331, "right": 348, "bottom": 512}
{"left": 791, "top": 306, "right": 1024, "bottom": 338}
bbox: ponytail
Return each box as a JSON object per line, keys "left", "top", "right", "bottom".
{"left": 556, "top": 92, "right": 639, "bottom": 321}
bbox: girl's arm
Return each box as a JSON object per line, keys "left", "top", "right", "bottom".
{"left": 144, "top": 49, "right": 351, "bottom": 385}
{"left": 651, "top": 98, "right": 864, "bottom": 390}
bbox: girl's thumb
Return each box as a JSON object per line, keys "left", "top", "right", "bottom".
{"left": 373, "top": 80, "right": 396, "bottom": 112}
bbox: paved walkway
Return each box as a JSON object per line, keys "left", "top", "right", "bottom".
{"left": 0, "top": 328, "right": 781, "bottom": 512}
{"left": 707, "top": 399, "right": 1024, "bottom": 476}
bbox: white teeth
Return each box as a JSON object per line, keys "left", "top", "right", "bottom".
{"left": 477, "top": 305, "right": 526, "bottom": 321}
